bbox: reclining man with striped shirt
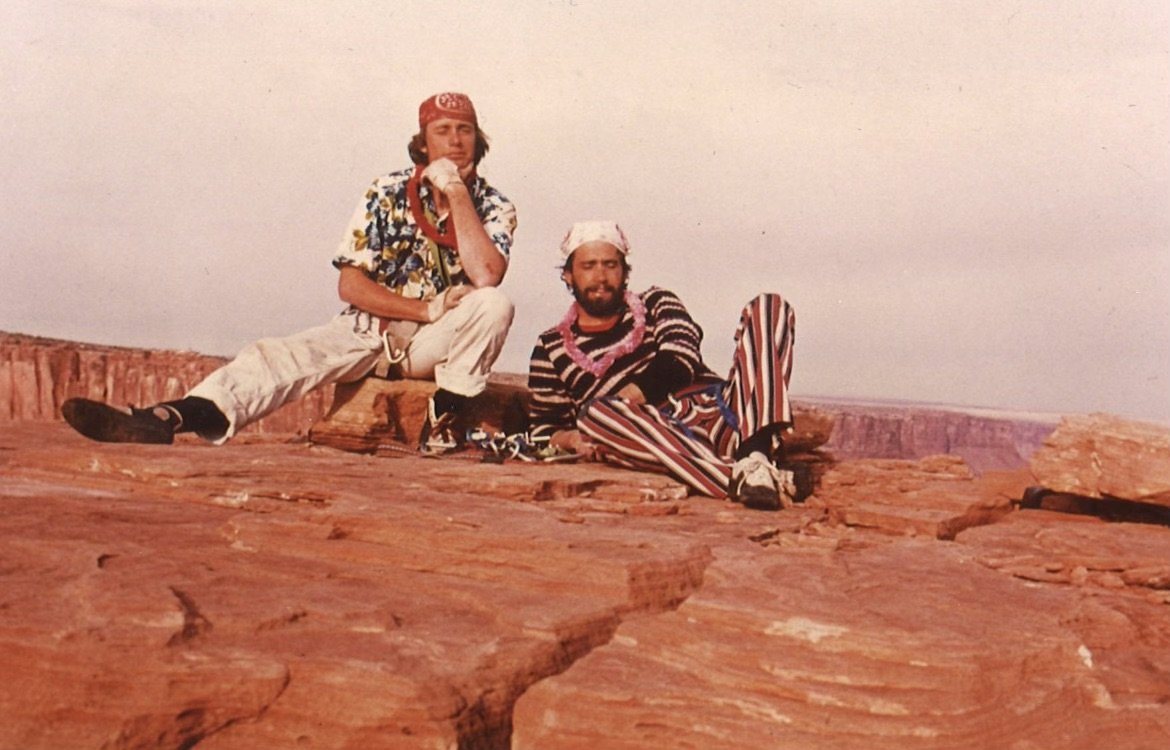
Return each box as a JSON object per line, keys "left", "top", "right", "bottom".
{"left": 526, "top": 220, "right": 799, "bottom": 510}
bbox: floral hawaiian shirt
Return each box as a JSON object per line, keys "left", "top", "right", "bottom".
{"left": 332, "top": 167, "right": 516, "bottom": 300}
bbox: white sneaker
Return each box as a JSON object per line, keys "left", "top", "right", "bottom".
{"left": 729, "top": 451, "right": 796, "bottom": 510}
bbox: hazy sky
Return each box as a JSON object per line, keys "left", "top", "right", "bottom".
{"left": 3, "top": 1, "right": 1168, "bottom": 423}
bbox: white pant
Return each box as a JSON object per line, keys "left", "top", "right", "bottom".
{"left": 187, "top": 287, "right": 514, "bottom": 443}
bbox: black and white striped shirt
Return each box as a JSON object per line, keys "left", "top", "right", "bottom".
{"left": 527, "top": 286, "right": 719, "bottom": 437}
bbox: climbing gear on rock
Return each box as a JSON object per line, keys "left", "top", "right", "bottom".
{"left": 464, "top": 429, "right": 578, "bottom": 463}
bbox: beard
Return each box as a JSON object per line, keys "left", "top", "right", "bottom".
{"left": 572, "top": 281, "right": 627, "bottom": 318}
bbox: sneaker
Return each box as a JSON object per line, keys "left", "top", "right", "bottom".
{"left": 417, "top": 397, "right": 463, "bottom": 455}
{"left": 61, "top": 398, "right": 176, "bottom": 444}
{"left": 729, "top": 451, "right": 796, "bottom": 510}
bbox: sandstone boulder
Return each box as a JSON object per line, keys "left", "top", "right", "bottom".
{"left": 308, "top": 377, "right": 530, "bottom": 453}
{"left": 1030, "top": 413, "right": 1170, "bottom": 508}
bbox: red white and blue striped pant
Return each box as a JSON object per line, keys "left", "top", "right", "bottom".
{"left": 578, "top": 293, "right": 795, "bottom": 497}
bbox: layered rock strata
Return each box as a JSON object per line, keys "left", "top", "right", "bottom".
{"left": 820, "top": 400, "right": 1058, "bottom": 473}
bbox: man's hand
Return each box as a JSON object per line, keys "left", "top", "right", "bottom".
{"left": 425, "top": 285, "right": 472, "bottom": 323}
{"left": 422, "top": 157, "right": 464, "bottom": 194}
{"left": 550, "top": 429, "right": 599, "bottom": 460}
{"left": 615, "top": 383, "right": 647, "bottom": 406}
{"left": 446, "top": 284, "right": 473, "bottom": 307}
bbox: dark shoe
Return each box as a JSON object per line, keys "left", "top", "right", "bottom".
{"left": 417, "top": 397, "right": 463, "bottom": 455}
{"left": 729, "top": 451, "right": 796, "bottom": 510}
{"left": 61, "top": 399, "right": 175, "bottom": 444}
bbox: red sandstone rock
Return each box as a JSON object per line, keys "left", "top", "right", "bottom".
{"left": 960, "top": 510, "right": 1170, "bottom": 602}
{"left": 512, "top": 536, "right": 1170, "bottom": 749}
{"left": 0, "top": 424, "right": 711, "bottom": 749}
{"left": 2, "top": 423, "right": 1168, "bottom": 749}
{"left": 1031, "top": 413, "right": 1170, "bottom": 507}
{"left": 308, "top": 377, "right": 530, "bottom": 453}
{"left": 959, "top": 512, "right": 1170, "bottom": 715}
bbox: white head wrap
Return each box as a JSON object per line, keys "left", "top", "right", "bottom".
{"left": 559, "top": 220, "right": 630, "bottom": 260}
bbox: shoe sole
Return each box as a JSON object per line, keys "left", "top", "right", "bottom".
{"left": 729, "top": 475, "right": 781, "bottom": 511}
{"left": 734, "top": 486, "right": 781, "bottom": 511}
{"left": 61, "top": 399, "right": 174, "bottom": 444}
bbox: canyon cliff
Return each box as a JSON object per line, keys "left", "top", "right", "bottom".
{"left": 818, "top": 398, "right": 1057, "bottom": 473}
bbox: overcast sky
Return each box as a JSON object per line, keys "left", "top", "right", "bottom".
{"left": 2, "top": 0, "right": 1167, "bottom": 423}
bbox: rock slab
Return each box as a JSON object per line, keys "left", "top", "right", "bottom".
{"left": 2, "top": 424, "right": 1168, "bottom": 749}
{"left": 0, "top": 425, "right": 707, "bottom": 749}
{"left": 1031, "top": 413, "right": 1170, "bottom": 508}
{"left": 513, "top": 538, "right": 1170, "bottom": 749}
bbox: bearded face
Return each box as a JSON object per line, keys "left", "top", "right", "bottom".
{"left": 569, "top": 275, "right": 627, "bottom": 317}
{"left": 563, "top": 241, "right": 630, "bottom": 319}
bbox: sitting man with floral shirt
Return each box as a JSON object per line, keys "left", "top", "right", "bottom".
{"left": 63, "top": 92, "right": 516, "bottom": 453}
{"left": 527, "top": 220, "right": 798, "bottom": 509}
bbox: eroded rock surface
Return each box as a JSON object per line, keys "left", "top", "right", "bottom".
{"left": 2, "top": 423, "right": 1168, "bottom": 749}
{"left": 513, "top": 538, "right": 1169, "bottom": 749}
{"left": 1, "top": 425, "right": 711, "bottom": 749}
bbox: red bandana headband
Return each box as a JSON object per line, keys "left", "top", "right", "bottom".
{"left": 418, "top": 92, "right": 477, "bottom": 128}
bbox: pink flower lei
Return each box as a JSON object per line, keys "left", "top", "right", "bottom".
{"left": 558, "top": 291, "right": 647, "bottom": 378}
